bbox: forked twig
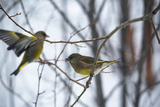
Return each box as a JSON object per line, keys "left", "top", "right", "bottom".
{"left": 0, "top": 4, "right": 34, "bottom": 35}
{"left": 55, "top": 21, "right": 96, "bottom": 64}
{"left": 37, "top": 60, "right": 85, "bottom": 88}
{"left": 10, "top": 12, "right": 21, "bottom": 17}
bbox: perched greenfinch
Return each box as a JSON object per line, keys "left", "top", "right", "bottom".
{"left": 65, "top": 53, "right": 120, "bottom": 76}
{"left": 0, "top": 29, "right": 49, "bottom": 76}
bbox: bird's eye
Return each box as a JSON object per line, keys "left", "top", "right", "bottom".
{"left": 69, "top": 56, "right": 73, "bottom": 59}
{"left": 42, "top": 33, "right": 46, "bottom": 36}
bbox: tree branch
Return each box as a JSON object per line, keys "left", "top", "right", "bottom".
{"left": 0, "top": 4, "right": 34, "bottom": 35}
{"left": 0, "top": 1, "right": 19, "bottom": 21}
{"left": 49, "top": 0, "right": 91, "bottom": 46}
{"left": 33, "top": 64, "right": 45, "bottom": 107}
{"left": 0, "top": 75, "right": 32, "bottom": 107}
{"left": 19, "top": 0, "right": 34, "bottom": 33}
{"left": 149, "top": 18, "right": 160, "bottom": 44}
{"left": 70, "top": 2, "right": 160, "bottom": 106}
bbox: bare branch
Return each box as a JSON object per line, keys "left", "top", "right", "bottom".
{"left": 149, "top": 18, "right": 160, "bottom": 44}
{"left": 70, "top": 2, "right": 160, "bottom": 106}
{"left": 44, "top": 3, "right": 160, "bottom": 45}
{"left": 41, "top": 53, "right": 88, "bottom": 107}
{"left": 105, "top": 79, "right": 125, "bottom": 102}
{"left": 76, "top": 0, "right": 88, "bottom": 14}
{"left": 96, "top": 0, "right": 107, "bottom": 21}
{"left": 0, "top": 75, "right": 32, "bottom": 107}
{"left": 0, "top": 1, "right": 19, "bottom": 21}
{"left": 10, "top": 12, "right": 21, "bottom": 17}
{"left": 33, "top": 64, "right": 45, "bottom": 107}
{"left": 140, "top": 81, "right": 160, "bottom": 95}
{"left": 70, "top": 88, "right": 87, "bottom": 107}
{"left": 49, "top": 0, "right": 91, "bottom": 46}
{"left": 0, "top": 4, "right": 34, "bottom": 35}
{"left": 19, "top": 0, "right": 34, "bottom": 33}
{"left": 37, "top": 60, "right": 85, "bottom": 88}
{"left": 55, "top": 21, "right": 96, "bottom": 64}
{"left": 76, "top": 76, "right": 89, "bottom": 81}
{"left": 90, "top": 2, "right": 160, "bottom": 79}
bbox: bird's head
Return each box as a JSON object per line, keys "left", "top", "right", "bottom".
{"left": 65, "top": 53, "right": 81, "bottom": 65}
{"left": 35, "top": 31, "right": 49, "bottom": 39}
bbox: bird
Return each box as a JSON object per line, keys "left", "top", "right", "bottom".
{"left": 65, "top": 53, "right": 120, "bottom": 76}
{"left": 0, "top": 29, "right": 49, "bottom": 76}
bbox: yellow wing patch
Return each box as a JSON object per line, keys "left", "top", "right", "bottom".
{"left": 97, "top": 61, "right": 105, "bottom": 63}
{"left": 30, "top": 36, "right": 37, "bottom": 39}
{"left": 7, "top": 31, "right": 19, "bottom": 39}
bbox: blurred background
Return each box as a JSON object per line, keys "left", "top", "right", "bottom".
{"left": 0, "top": 0, "right": 160, "bottom": 107}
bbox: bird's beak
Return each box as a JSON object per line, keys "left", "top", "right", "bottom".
{"left": 65, "top": 58, "right": 69, "bottom": 62}
{"left": 46, "top": 35, "right": 49, "bottom": 38}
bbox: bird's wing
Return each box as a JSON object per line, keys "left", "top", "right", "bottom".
{"left": 80, "top": 56, "right": 95, "bottom": 64}
{"left": 8, "top": 37, "right": 37, "bottom": 57}
{"left": 0, "top": 29, "right": 28, "bottom": 46}
{"left": 78, "top": 58, "right": 102, "bottom": 71}
{"left": 81, "top": 56, "right": 105, "bottom": 64}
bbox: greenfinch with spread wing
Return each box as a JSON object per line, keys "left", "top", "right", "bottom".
{"left": 65, "top": 53, "right": 120, "bottom": 76}
{"left": 0, "top": 29, "right": 49, "bottom": 76}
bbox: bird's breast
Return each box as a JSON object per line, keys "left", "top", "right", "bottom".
{"left": 24, "top": 41, "right": 43, "bottom": 62}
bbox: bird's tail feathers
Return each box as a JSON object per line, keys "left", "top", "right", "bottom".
{"left": 10, "top": 68, "right": 19, "bottom": 76}
{"left": 104, "top": 57, "right": 121, "bottom": 66}
{"left": 10, "top": 62, "right": 28, "bottom": 76}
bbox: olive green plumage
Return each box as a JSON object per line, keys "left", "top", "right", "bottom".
{"left": 65, "top": 53, "right": 120, "bottom": 76}
{"left": 0, "top": 29, "right": 48, "bottom": 76}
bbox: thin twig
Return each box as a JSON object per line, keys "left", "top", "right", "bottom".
{"left": 76, "top": 0, "right": 88, "bottom": 14}
{"left": 40, "top": 54, "right": 88, "bottom": 107}
{"left": 37, "top": 60, "right": 85, "bottom": 88}
{"left": 72, "top": 21, "right": 97, "bottom": 36}
{"left": 55, "top": 64, "right": 85, "bottom": 88}
{"left": 100, "top": 71, "right": 114, "bottom": 73}
{"left": 140, "top": 81, "right": 160, "bottom": 95}
{"left": 105, "top": 79, "right": 125, "bottom": 102}
{"left": 0, "top": 1, "right": 19, "bottom": 21}
{"left": 34, "top": 64, "right": 45, "bottom": 107}
{"left": 70, "top": 88, "right": 87, "bottom": 107}
{"left": 74, "top": 43, "right": 86, "bottom": 48}
{"left": 95, "top": 0, "right": 107, "bottom": 21}
{"left": 10, "top": 12, "right": 21, "bottom": 17}
{"left": 0, "top": 51, "right": 31, "bottom": 107}
{"left": 0, "top": 4, "right": 34, "bottom": 35}
{"left": 0, "top": 75, "right": 32, "bottom": 107}
{"left": 44, "top": 3, "right": 160, "bottom": 45}
{"left": 49, "top": 0, "right": 88, "bottom": 44}
{"left": 89, "top": 2, "right": 160, "bottom": 82}
{"left": 53, "top": 46, "right": 57, "bottom": 107}
{"left": 55, "top": 21, "right": 96, "bottom": 64}
{"left": 76, "top": 76, "right": 89, "bottom": 81}
{"left": 103, "top": 21, "right": 160, "bottom": 104}
{"left": 19, "top": 0, "right": 34, "bottom": 33}
{"left": 55, "top": 35, "right": 73, "bottom": 64}
{"left": 149, "top": 18, "right": 160, "bottom": 44}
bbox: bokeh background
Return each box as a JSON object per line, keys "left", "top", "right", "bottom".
{"left": 0, "top": 0, "right": 160, "bottom": 107}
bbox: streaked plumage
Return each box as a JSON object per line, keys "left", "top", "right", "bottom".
{"left": 0, "top": 29, "right": 48, "bottom": 76}
{"left": 65, "top": 53, "right": 120, "bottom": 76}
